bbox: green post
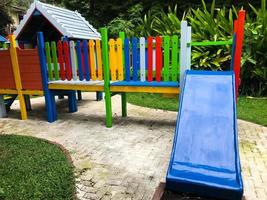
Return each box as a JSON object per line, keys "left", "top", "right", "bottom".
{"left": 121, "top": 93, "right": 127, "bottom": 117}
{"left": 119, "top": 31, "right": 127, "bottom": 117}
{"left": 101, "top": 28, "right": 112, "bottom": 127}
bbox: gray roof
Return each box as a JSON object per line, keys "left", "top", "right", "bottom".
{"left": 14, "top": 0, "right": 100, "bottom": 40}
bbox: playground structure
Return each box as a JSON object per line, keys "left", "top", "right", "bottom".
{"left": 0, "top": 8, "right": 246, "bottom": 199}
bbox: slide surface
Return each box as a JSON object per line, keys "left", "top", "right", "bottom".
{"left": 166, "top": 70, "right": 243, "bottom": 200}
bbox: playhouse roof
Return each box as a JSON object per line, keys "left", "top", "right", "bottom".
{"left": 14, "top": 0, "right": 100, "bottom": 40}
{"left": 0, "top": 35, "right": 7, "bottom": 42}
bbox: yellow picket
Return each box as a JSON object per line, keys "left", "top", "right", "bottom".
{"left": 116, "top": 38, "right": 123, "bottom": 81}
{"left": 89, "top": 40, "right": 96, "bottom": 80}
{"left": 108, "top": 39, "right": 117, "bottom": 81}
{"left": 95, "top": 40, "right": 103, "bottom": 80}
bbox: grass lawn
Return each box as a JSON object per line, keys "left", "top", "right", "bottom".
{"left": 127, "top": 93, "right": 267, "bottom": 127}
{"left": 0, "top": 135, "right": 75, "bottom": 200}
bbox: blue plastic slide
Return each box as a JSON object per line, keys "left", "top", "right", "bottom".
{"left": 166, "top": 70, "right": 243, "bottom": 200}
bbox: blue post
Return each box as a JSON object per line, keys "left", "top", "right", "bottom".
{"left": 68, "top": 91, "right": 77, "bottom": 112}
{"left": 63, "top": 36, "right": 68, "bottom": 41}
{"left": 37, "top": 32, "right": 57, "bottom": 122}
{"left": 96, "top": 92, "right": 103, "bottom": 101}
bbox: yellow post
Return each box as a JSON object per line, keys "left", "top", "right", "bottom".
{"left": 116, "top": 38, "right": 123, "bottom": 81}
{"left": 8, "top": 35, "right": 27, "bottom": 120}
{"left": 95, "top": 40, "right": 103, "bottom": 80}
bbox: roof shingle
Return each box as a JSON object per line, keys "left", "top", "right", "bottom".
{"left": 14, "top": 0, "right": 101, "bottom": 40}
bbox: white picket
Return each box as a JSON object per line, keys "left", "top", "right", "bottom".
{"left": 69, "top": 41, "right": 77, "bottom": 81}
{"left": 140, "top": 37, "right": 146, "bottom": 81}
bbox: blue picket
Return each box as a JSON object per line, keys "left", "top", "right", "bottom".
{"left": 82, "top": 40, "right": 90, "bottom": 81}
{"left": 132, "top": 37, "right": 138, "bottom": 81}
{"left": 76, "top": 41, "right": 84, "bottom": 81}
{"left": 124, "top": 38, "right": 131, "bottom": 81}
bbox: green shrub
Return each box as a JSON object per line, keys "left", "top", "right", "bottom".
{"left": 240, "top": 0, "right": 267, "bottom": 96}
{"left": 106, "top": 4, "right": 143, "bottom": 37}
{"left": 134, "top": 0, "right": 266, "bottom": 96}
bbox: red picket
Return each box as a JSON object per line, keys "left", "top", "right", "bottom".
{"left": 147, "top": 36, "right": 153, "bottom": 82}
{"left": 57, "top": 41, "right": 66, "bottom": 80}
{"left": 155, "top": 36, "right": 162, "bottom": 82}
{"left": 63, "top": 41, "right": 72, "bottom": 80}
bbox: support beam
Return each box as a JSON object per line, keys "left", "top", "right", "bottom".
{"left": 77, "top": 90, "right": 82, "bottom": 100}
{"left": 0, "top": 95, "right": 7, "bottom": 118}
{"left": 8, "top": 35, "right": 27, "bottom": 120}
{"left": 101, "top": 28, "right": 112, "bottom": 127}
{"left": 68, "top": 91, "right": 77, "bottom": 113}
{"left": 110, "top": 86, "right": 179, "bottom": 94}
{"left": 96, "top": 92, "right": 103, "bottom": 101}
{"left": 37, "top": 32, "right": 57, "bottom": 122}
{"left": 121, "top": 93, "right": 127, "bottom": 117}
{"left": 24, "top": 95, "right": 32, "bottom": 111}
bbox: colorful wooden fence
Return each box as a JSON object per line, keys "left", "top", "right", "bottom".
{"left": 108, "top": 35, "right": 180, "bottom": 83}
{"left": 43, "top": 35, "right": 181, "bottom": 85}
{"left": 44, "top": 39, "right": 103, "bottom": 82}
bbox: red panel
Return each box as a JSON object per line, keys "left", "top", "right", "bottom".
{"left": 17, "top": 49, "right": 39, "bottom": 56}
{"left": 19, "top": 64, "right": 43, "bottom": 73}
{"left": 155, "top": 36, "right": 162, "bottom": 82}
{"left": 63, "top": 41, "right": 72, "bottom": 80}
{"left": 17, "top": 49, "right": 43, "bottom": 90}
{"left": 147, "top": 36, "right": 153, "bottom": 82}
{"left": 0, "top": 50, "right": 16, "bottom": 89}
{"left": 21, "top": 82, "right": 43, "bottom": 90}
{"left": 57, "top": 41, "right": 66, "bottom": 80}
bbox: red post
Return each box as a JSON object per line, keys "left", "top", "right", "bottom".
{"left": 233, "top": 10, "right": 246, "bottom": 98}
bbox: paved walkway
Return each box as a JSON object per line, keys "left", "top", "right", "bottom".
{"left": 0, "top": 93, "right": 266, "bottom": 200}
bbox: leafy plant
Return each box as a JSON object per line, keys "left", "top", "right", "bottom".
{"left": 240, "top": 0, "right": 267, "bottom": 96}
{"left": 106, "top": 4, "right": 143, "bottom": 37}
{"left": 136, "top": 0, "right": 266, "bottom": 96}
{"left": 151, "top": 5, "right": 182, "bottom": 36}
{"left": 187, "top": 0, "right": 236, "bottom": 70}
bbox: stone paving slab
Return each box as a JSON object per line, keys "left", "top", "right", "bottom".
{"left": 0, "top": 93, "right": 266, "bottom": 200}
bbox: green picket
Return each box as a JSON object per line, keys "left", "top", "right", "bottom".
{"left": 163, "top": 36, "right": 170, "bottom": 81}
{"left": 51, "top": 41, "right": 59, "bottom": 80}
{"left": 172, "top": 35, "right": 179, "bottom": 82}
{"left": 45, "top": 42, "right": 53, "bottom": 81}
